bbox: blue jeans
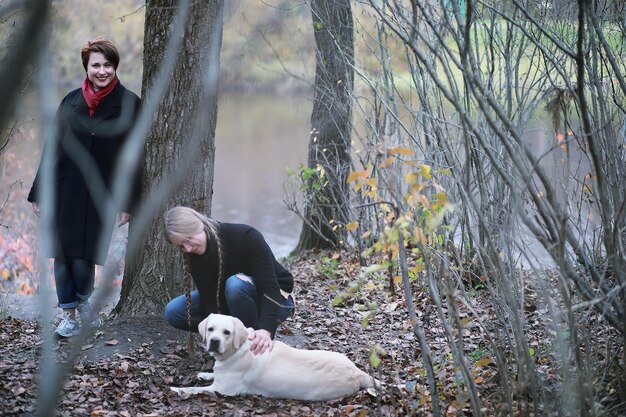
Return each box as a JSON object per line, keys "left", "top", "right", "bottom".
{"left": 164, "top": 274, "right": 295, "bottom": 333}
{"left": 54, "top": 257, "right": 95, "bottom": 309}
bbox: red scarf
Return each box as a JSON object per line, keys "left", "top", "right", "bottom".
{"left": 81, "top": 76, "right": 119, "bottom": 117}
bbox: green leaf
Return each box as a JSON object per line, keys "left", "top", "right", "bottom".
{"left": 370, "top": 349, "right": 381, "bottom": 368}
{"left": 362, "top": 264, "right": 386, "bottom": 275}
{"left": 331, "top": 293, "right": 346, "bottom": 306}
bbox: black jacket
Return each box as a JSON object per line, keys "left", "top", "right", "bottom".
{"left": 187, "top": 222, "right": 294, "bottom": 335}
{"left": 28, "top": 81, "right": 141, "bottom": 265}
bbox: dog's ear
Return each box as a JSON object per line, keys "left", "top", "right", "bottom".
{"left": 232, "top": 316, "right": 250, "bottom": 350}
{"left": 198, "top": 315, "right": 211, "bottom": 343}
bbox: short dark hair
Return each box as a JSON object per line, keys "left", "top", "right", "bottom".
{"left": 81, "top": 37, "right": 120, "bottom": 72}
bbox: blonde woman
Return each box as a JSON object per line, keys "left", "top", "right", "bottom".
{"left": 163, "top": 206, "right": 295, "bottom": 355}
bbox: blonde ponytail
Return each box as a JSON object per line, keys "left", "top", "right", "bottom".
{"left": 182, "top": 254, "right": 195, "bottom": 358}
{"left": 164, "top": 206, "right": 226, "bottom": 354}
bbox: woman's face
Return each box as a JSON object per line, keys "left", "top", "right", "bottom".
{"left": 169, "top": 230, "right": 207, "bottom": 255}
{"left": 86, "top": 51, "right": 116, "bottom": 91}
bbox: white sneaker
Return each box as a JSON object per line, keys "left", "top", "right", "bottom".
{"left": 77, "top": 301, "right": 103, "bottom": 328}
{"left": 55, "top": 312, "right": 80, "bottom": 338}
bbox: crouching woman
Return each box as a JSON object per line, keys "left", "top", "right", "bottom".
{"left": 163, "top": 206, "right": 295, "bottom": 355}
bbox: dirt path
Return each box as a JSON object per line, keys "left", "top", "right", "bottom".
{"left": 1, "top": 282, "right": 309, "bottom": 364}
{"left": 0, "top": 283, "right": 119, "bottom": 321}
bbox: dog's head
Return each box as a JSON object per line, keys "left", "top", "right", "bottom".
{"left": 197, "top": 314, "right": 250, "bottom": 359}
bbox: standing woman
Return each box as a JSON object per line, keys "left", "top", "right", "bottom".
{"left": 28, "top": 37, "right": 141, "bottom": 338}
{"left": 164, "top": 206, "right": 295, "bottom": 355}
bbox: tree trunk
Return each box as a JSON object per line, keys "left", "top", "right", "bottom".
{"left": 295, "top": 0, "right": 354, "bottom": 252}
{"left": 0, "top": 0, "right": 50, "bottom": 138}
{"left": 115, "top": 0, "right": 224, "bottom": 315}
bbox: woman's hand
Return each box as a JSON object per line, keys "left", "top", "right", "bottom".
{"left": 118, "top": 212, "right": 131, "bottom": 227}
{"left": 248, "top": 329, "right": 273, "bottom": 355}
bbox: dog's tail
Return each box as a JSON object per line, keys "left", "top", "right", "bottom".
{"left": 361, "top": 373, "right": 406, "bottom": 397}
{"left": 359, "top": 372, "right": 384, "bottom": 391}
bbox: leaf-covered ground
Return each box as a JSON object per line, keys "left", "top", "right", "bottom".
{"left": 0, "top": 250, "right": 624, "bottom": 416}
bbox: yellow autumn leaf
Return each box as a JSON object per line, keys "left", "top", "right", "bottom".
{"left": 420, "top": 164, "right": 432, "bottom": 179}
{"left": 388, "top": 146, "right": 412, "bottom": 156}
{"left": 346, "top": 221, "right": 359, "bottom": 231}
{"left": 433, "top": 192, "right": 448, "bottom": 209}
{"left": 405, "top": 172, "right": 418, "bottom": 184}
{"left": 366, "top": 177, "right": 378, "bottom": 188}
{"left": 363, "top": 281, "right": 376, "bottom": 290}
{"left": 409, "top": 264, "right": 425, "bottom": 274}
{"left": 347, "top": 171, "right": 364, "bottom": 183}
{"left": 2, "top": 269, "right": 10, "bottom": 280}
{"left": 380, "top": 156, "right": 395, "bottom": 168}
{"left": 475, "top": 357, "right": 493, "bottom": 367}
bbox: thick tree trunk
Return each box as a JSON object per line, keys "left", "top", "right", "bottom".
{"left": 115, "top": 0, "right": 224, "bottom": 315}
{"left": 295, "top": 0, "right": 354, "bottom": 252}
{"left": 0, "top": 0, "right": 50, "bottom": 136}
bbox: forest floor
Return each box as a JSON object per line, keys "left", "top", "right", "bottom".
{"left": 0, "top": 249, "right": 624, "bottom": 416}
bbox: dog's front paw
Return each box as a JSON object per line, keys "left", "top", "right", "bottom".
{"left": 170, "top": 386, "right": 220, "bottom": 400}
{"left": 197, "top": 372, "right": 214, "bottom": 381}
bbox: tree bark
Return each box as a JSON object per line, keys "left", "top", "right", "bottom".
{"left": 115, "top": 0, "right": 224, "bottom": 315}
{"left": 0, "top": 0, "right": 50, "bottom": 139}
{"left": 295, "top": 0, "right": 354, "bottom": 252}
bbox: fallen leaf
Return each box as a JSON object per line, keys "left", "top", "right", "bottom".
{"left": 475, "top": 357, "right": 493, "bottom": 367}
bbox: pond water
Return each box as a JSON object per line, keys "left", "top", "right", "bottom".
{"left": 212, "top": 93, "right": 310, "bottom": 257}
{"left": 1, "top": 90, "right": 604, "bottom": 269}
{"left": 1, "top": 92, "right": 310, "bottom": 261}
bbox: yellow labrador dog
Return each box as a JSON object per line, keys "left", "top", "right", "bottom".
{"left": 171, "top": 313, "right": 379, "bottom": 401}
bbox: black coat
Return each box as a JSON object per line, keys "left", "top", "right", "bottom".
{"left": 187, "top": 222, "right": 294, "bottom": 335}
{"left": 28, "top": 81, "right": 141, "bottom": 265}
